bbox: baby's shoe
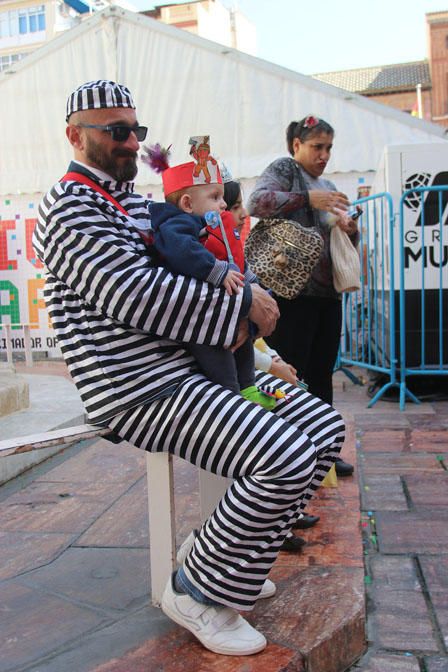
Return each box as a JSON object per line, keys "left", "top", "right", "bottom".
{"left": 241, "top": 385, "right": 288, "bottom": 411}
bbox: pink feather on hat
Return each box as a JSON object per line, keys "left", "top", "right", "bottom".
{"left": 141, "top": 143, "right": 172, "bottom": 173}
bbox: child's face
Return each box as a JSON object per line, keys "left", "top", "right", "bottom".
{"left": 228, "top": 193, "right": 247, "bottom": 233}
{"left": 188, "top": 183, "right": 226, "bottom": 216}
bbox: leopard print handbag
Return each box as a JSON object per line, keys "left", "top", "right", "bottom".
{"left": 245, "top": 218, "right": 324, "bottom": 300}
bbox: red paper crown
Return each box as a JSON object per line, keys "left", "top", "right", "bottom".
{"left": 162, "top": 161, "right": 222, "bottom": 196}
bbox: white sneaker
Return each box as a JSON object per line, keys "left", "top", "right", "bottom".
{"left": 161, "top": 574, "right": 267, "bottom": 656}
{"left": 177, "top": 531, "right": 276, "bottom": 599}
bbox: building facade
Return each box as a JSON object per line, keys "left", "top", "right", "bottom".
{"left": 427, "top": 11, "right": 448, "bottom": 125}
{"left": 313, "top": 11, "right": 448, "bottom": 129}
{"left": 0, "top": 0, "right": 103, "bottom": 72}
{"left": 143, "top": 0, "right": 256, "bottom": 56}
{"left": 0, "top": 0, "right": 256, "bottom": 73}
{"left": 0, "top": 0, "right": 55, "bottom": 72}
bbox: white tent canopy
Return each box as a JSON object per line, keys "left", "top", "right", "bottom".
{"left": 1, "top": 6, "right": 445, "bottom": 195}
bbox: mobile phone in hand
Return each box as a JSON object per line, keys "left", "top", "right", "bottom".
{"left": 347, "top": 206, "right": 363, "bottom": 220}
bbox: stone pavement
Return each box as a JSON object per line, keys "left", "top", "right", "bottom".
{"left": 339, "top": 378, "right": 448, "bottom": 672}
{"left": 1, "top": 362, "right": 84, "bottom": 439}
{"left": 0, "top": 364, "right": 85, "bottom": 485}
{"left": 0, "top": 362, "right": 447, "bottom": 672}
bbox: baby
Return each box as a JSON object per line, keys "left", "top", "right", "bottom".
{"left": 145, "top": 138, "right": 278, "bottom": 410}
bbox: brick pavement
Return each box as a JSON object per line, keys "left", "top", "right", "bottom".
{"left": 343, "top": 373, "right": 448, "bottom": 671}
{"left": 0, "top": 432, "right": 364, "bottom": 672}
{"left": 0, "top": 365, "right": 447, "bottom": 671}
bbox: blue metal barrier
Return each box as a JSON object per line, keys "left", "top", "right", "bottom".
{"left": 338, "top": 192, "right": 401, "bottom": 406}
{"left": 398, "top": 186, "right": 448, "bottom": 409}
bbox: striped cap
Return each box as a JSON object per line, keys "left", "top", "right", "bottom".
{"left": 66, "top": 80, "right": 136, "bottom": 121}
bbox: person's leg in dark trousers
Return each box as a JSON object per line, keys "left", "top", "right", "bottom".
{"left": 268, "top": 295, "right": 351, "bottom": 474}
{"left": 302, "top": 297, "right": 353, "bottom": 474}
{"left": 188, "top": 340, "right": 279, "bottom": 411}
{"left": 267, "top": 295, "right": 321, "bottom": 389}
{"left": 267, "top": 295, "right": 341, "bottom": 405}
{"left": 233, "top": 337, "right": 256, "bottom": 390}
{"left": 186, "top": 342, "right": 240, "bottom": 392}
{"left": 304, "top": 297, "right": 342, "bottom": 405}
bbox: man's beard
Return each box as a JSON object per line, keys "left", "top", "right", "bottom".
{"left": 85, "top": 136, "right": 138, "bottom": 181}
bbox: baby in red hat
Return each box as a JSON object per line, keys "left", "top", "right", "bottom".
{"left": 143, "top": 137, "right": 278, "bottom": 410}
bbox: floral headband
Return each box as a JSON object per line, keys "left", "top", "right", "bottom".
{"left": 303, "top": 115, "right": 319, "bottom": 129}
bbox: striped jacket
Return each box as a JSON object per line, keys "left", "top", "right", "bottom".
{"left": 33, "top": 163, "right": 247, "bottom": 424}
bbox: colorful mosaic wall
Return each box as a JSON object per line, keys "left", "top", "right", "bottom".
{"left": 0, "top": 194, "right": 60, "bottom": 356}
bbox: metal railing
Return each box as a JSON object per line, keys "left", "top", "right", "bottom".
{"left": 339, "top": 192, "right": 401, "bottom": 406}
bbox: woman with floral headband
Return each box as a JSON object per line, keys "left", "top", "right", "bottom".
{"left": 224, "top": 175, "right": 321, "bottom": 540}
{"left": 247, "top": 115, "right": 359, "bottom": 477}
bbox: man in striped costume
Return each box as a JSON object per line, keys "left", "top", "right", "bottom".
{"left": 33, "top": 81, "right": 346, "bottom": 656}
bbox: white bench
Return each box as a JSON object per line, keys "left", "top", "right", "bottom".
{"left": 0, "top": 425, "right": 229, "bottom": 605}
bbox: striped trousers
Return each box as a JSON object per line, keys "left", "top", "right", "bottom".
{"left": 108, "top": 371, "right": 345, "bottom": 611}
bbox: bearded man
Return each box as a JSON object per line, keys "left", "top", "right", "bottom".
{"left": 33, "top": 80, "right": 345, "bottom": 657}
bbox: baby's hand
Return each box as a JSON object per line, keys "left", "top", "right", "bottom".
{"left": 223, "top": 269, "right": 245, "bottom": 295}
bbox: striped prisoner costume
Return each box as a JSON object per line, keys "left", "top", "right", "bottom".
{"left": 34, "top": 162, "right": 345, "bottom": 610}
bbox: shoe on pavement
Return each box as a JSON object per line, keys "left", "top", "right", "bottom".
{"left": 177, "top": 530, "right": 276, "bottom": 599}
{"left": 335, "top": 457, "right": 354, "bottom": 477}
{"left": 293, "top": 513, "right": 320, "bottom": 530}
{"left": 280, "top": 532, "right": 306, "bottom": 553}
{"left": 161, "top": 573, "right": 267, "bottom": 656}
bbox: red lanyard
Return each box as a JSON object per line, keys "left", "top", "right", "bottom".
{"left": 60, "top": 171, "right": 128, "bottom": 217}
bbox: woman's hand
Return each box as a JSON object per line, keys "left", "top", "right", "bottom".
{"left": 336, "top": 205, "right": 362, "bottom": 234}
{"left": 309, "top": 190, "right": 350, "bottom": 213}
{"left": 336, "top": 217, "right": 358, "bottom": 235}
{"left": 269, "top": 356, "right": 297, "bottom": 385}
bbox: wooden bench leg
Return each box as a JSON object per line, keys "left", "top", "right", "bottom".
{"left": 146, "top": 452, "right": 176, "bottom": 606}
{"left": 199, "top": 470, "right": 231, "bottom": 522}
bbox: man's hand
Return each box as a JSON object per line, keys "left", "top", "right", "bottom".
{"left": 309, "top": 190, "right": 349, "bottom": 214}
{"left": 231, "top": 318, "right": 249, "bottom": 352}
{"left": 223, "top": 269, "right": 245, "bottom": 295}
{"left": 248, "top": 284, "right": 279, "bottom": 338}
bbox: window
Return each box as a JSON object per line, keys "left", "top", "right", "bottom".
{"left": 0, "top": 5, "right": 45, "bottom": 37}
{"left": 19, "top": 5, "right": 45, "bottom": 33}
{"left": 0, "top": 9, "right": 18, "bottom": 37}
{"left": 0, "top": 52, "right": 25, "bottom": 72}
{"left": 19, "top": 11, "right": 27, "bottom": 34}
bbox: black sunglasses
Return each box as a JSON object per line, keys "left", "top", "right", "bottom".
{"left": 77, "top": 123, "right": 148, "bottom": 142}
